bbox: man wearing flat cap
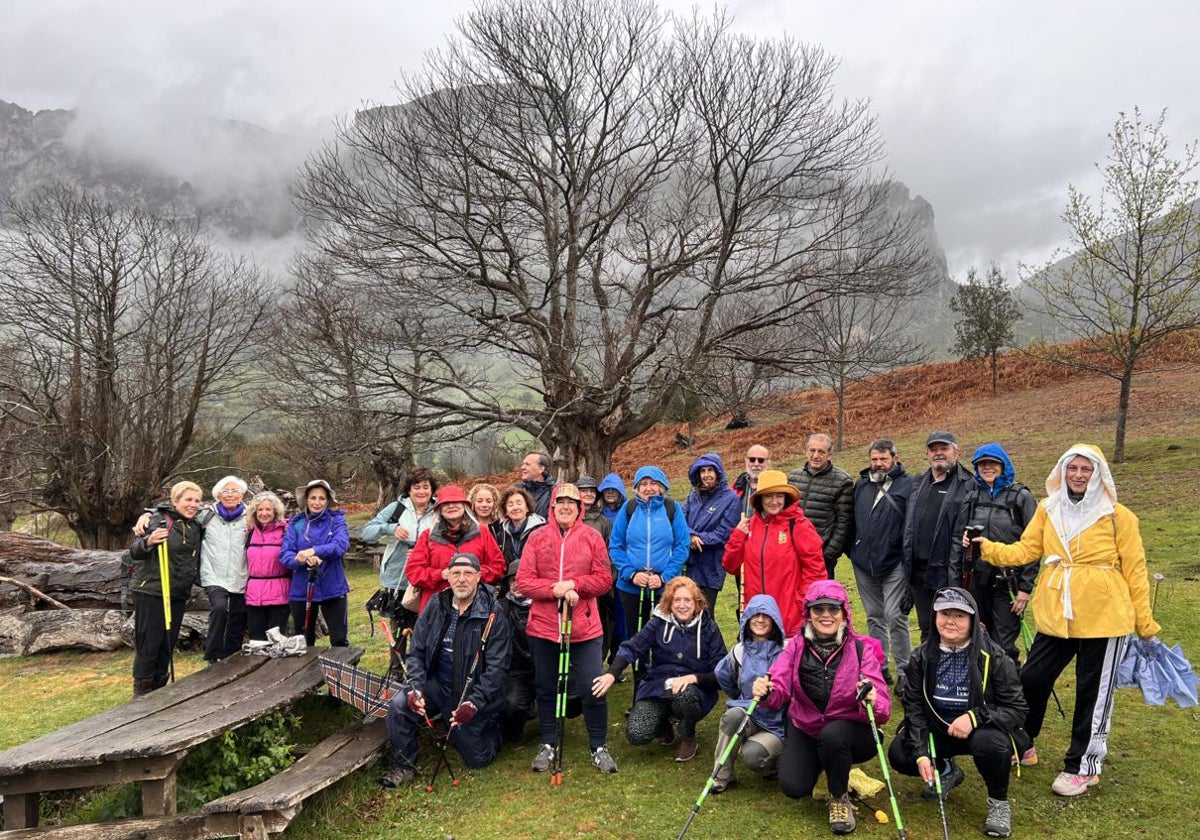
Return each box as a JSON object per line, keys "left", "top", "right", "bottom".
{"left": 903, "top": 431, "right": 975, "bottom": 643}
{"left": 382, "top": 552, "right": 512, "bottom": 787}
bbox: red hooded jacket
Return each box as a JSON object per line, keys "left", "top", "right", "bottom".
{"left": 517, "top": 515, "right": 612, "bottom": 643}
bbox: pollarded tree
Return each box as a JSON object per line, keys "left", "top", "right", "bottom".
{"left": 0, "top": 187, "right": 272, "bottom": 548}
{"left": 1025, "top": 108, "right": 1200, "bottom": 462}
{"left": 950, "top": 264, "right": 1022, "bottom": 396}
{"left": 296, "top": 0, "right": 933, "bottom": 476}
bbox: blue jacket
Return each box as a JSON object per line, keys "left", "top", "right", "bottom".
{"left": 609, "top": 466, "right": 691, "bottom": 597}
{"left": 849, "top": 462, "right": 912, "bottom": 578}
{"left": 598, "top": 472, "right": 627, "bottom": 523}
{"left": 714, "top": 594, "right": 786, "bottom": 738}
{"left": 682, "top": 454, "right": 741, "bottom": 590}
{"left": 616, "top": 607, "right": 727, "bottom": 715}
{"left": 280, "top": 508, "right": 350, "bottom": 602}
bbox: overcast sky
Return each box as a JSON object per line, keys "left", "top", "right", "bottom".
{"left": 3, "top": 0, "right": 1197, "bottom": 281}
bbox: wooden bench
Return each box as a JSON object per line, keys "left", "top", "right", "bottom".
{"left": 0, "top": 646, "right": 361, "bottom": 831}
{"left": 0, "top": 719, "right": 388, "bottom": 840}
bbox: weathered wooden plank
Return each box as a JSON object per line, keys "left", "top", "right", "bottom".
{"left": 103, "top": 648, "right": 361, "bottom": 760}
{"left": 2, "top": 793, "right": 39, "bottom": 830}
{"left": 0, "top": 753, "right": 186, "bottom": 796}
{"left": 0, "top": 657, "right": 264, "bottom": 773}
{"left": 0, "top": 811, "right": 251, "bottom": 840}
{"left": 203, "top": 720, "right": 386, "bottom": 814}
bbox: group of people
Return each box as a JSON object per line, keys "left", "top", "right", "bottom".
{"left": 128, "top": 432, "right": 1162, "bottom": 839}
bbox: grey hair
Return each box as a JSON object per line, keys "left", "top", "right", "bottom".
{"left": 247, "top": 491, "right": 286, "bottom": 523}
{"left": 868, "top": 438, "right": 897, "bottom": 457}
{"left": 212, "top": 475, "right": 248, "bottom": 500}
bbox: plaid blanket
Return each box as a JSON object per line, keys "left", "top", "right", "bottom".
{"left": 319, "top": 656, "right": 403, "bottom": 719}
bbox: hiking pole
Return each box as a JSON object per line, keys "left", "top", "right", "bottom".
{"left": 674, "top": 699, "right": 759, "bottom": 840}
{"left": 860, "top": 682, "right": 906, "bottom": 840}
{"left": 551, "top": 599, "right": 574, "bottom": 786}
{"left": 428, "top": 609, "right": 499, "bottom": 792}
{"left": 303, "top": 565, "right": 318, "bottom": 647}
{"left": 927, "top": 735, "right": 951, "bottom": 840}
{"left": 157, "top": 537, "right": 175, "bottom": 683}
{"left": 1008, "top": 581, "right": 1065, "bottom": 719}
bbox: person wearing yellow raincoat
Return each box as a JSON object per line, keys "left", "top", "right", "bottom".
{"left": 974, "top": 444, "right": 1160, "bottom": 798}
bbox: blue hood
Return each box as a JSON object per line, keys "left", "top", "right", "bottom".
{"left": 598, "top": 472, "right": 627, "bottom": 503}
{"left": 739, "top": 593, "right": 785, "bottom": 644}
{"left": 971, "top": 442, "right": 1015, "bottom": 496}
{"left": 633, "top": 465, "right": 670, "bottom": 492}
{"left": 688, "top": 452, "right": 728, "bottom": 488}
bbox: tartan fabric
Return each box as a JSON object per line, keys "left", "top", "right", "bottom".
{"left": 320, "top": 656, "right": 403, "bottom": 719}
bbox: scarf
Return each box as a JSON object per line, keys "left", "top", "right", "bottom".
{"left": 217, "top": 502, "right": 245, "bottom": 522}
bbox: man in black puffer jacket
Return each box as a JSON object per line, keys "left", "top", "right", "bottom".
{"left": 788, "top": 433, "right": 854, "bottom": 579}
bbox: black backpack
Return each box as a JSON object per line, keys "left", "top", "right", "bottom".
{"left": 623, "top": 497, "right": 678, "bottom": 527}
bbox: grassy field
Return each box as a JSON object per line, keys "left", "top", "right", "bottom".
{"left": 1, "top": 414, "right": 1198, "bottom": 837}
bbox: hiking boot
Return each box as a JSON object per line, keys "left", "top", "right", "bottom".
{"left": 984, "top": 797, "right": 1012, "bottom": 837}
{"left": 921, "top": 759, "right": 964, "bottom": 801}
{"left": 1012, "top": 746, "right": 1038, "bottom": 767}
{"left": 531, "top": 743, "right": 555, "bottom": 773}
{"left": 710, "top": 776, "right": 734, "bottom": 795}
{"left": 1051, "top": 771, "right": 1098, "bottom": 797}
{"left": 674, "top": 737, "right": 698, "bottom": 762}
{"left": 828, "top": 792, "right": 856, "bottom": 835}
{"left": 591, "top": 745, "right": 618, "bottom": 774}
{"left": 380, "top": 765, "right": 415, "bottom": 788}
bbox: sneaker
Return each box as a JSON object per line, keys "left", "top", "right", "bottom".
{"left": 710, "top": 776, "right": 733, "bottom": 795}
{"left": 531, "top": 743, "right": 555, "bottom": 773}
{"left": 828, "top": 792, "right": 856, "bottom": 835}
{"left": 380, "top": 765, "right": 415, "bottom": 788}
{"left": 1012, "top": 746, "right": 1038, "bottom": 767}
{"left": 921, "top": 759, "right": 965, "bottom": 801}
{"left": 674, "top": 737, "right": 698, "bottom": 762}
{"left": 984, "top": 797, "right": 1012, "bottom": 837}
{"left": 591, "top": 745, "right": 619, "bottom": 774}
{"left": 1051, "top": 772, "right": 1098, "bottom": 797}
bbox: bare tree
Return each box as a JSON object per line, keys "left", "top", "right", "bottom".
{"left": 950, "top": 264, "right": 1022, "bottom": 396}
{"left": 296, "top": 0, "right": 933, "bottom": 475}
{"left": 0, "top": 187, "right": 272, "bottom": 548}
{"left": 1024, "top": 108, "right": 1200, "bottom": 462}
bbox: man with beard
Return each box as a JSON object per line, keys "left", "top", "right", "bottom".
{"left": 787, "top": 434, "right": 854, "bottom": 579}
{"left": 381, "top": 552, "right": 512, "bottom": 787}
{"left": 516, "top": 452, "right": 556, "bottom": 519}
{"left": 903, "top": 431, "right": 975, "bottom": 643}
{"left": 849, "top": 439, "right": 914, "bottom": 685}
{"left": 731, "top": 444, "right": 771, "bottom": 518}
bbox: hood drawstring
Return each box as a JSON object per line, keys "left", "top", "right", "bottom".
{"left": 660, "top": 610, "right": 704, "bottom": 659}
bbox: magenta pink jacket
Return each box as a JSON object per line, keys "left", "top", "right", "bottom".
{"left": 245, "top": 520, "right": 290, "bottom": 607}
{"left": 517, "top": 518, "right": 612, "bottom": 643}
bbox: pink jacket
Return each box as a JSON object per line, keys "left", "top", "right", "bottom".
{"left": 517, "top": 519, "right": 612, "bottom": 643}
{"left": 245, "top": 520, "right": 290, "bottom": 607}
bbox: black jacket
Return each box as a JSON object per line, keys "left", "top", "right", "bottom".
{"left": 849, "top": 463, "right": 912, "bottom": 578}
{"left": 903, "top": 462, "right": 975, "bottom": 590}
{"left": 129, "top": 505, "right": 203, "bottom": 599}
{"left": 947, "top": 482, "right": 1038, "bottom": 592}
{"left": 406, "top": 583, "right": 512, "bottom": 715}
{"left": 787, "top": 462, "right": 854, "bottom": 564}
{"left": 898, "top": 587, "right": 1027, "bottom": 761}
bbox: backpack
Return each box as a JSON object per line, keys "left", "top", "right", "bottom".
{"left": 967, "top": 484, "right": 1030, "bottom": 529}
{"left": 623, "top": 497, "right": 677, "bottom": 527}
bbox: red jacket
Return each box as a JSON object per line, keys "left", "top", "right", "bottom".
{"left": 405, "top": 520, "right": 505, "bottom": 612}
{"left": 517, "top": 519, "right": 612, "bottom": 643}
{"left": 722, "top": 504, "right": 825, "bottom": 635}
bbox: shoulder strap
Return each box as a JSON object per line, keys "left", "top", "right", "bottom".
{"left": 732, "top": 641, "right": 744, "bottom": 685}
{"left": 387, "top": 500, "right": 404, "bottom": 525}
{"left": 625, "top": 497, "right": 677, "bottom": 526}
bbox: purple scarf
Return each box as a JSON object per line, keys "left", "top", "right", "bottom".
{"left": 217, "top": 502, "right": 245, "bottom": 522}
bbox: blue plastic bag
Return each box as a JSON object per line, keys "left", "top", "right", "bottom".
{"left": 1117, "top": 635, "right": 1198, "bottom": 708}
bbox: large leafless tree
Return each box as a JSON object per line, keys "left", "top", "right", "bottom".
{"left": 296, "top": 0, "right": 933, "bottom": 475}
{"left": 0, "top": 187, "right": 272, "bottom": 548}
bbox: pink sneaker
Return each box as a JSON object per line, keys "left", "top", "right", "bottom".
{"left": 1015, "top": 746, "right": 1037, "bottom": 766}
{"left": 1051, "top": 772, "right": 1099, "bottom": 796}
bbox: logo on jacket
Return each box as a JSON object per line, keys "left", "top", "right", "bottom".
{"left": 778, "top": 532, "right": 788, "bottom": 545}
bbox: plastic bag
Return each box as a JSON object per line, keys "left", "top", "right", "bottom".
{"left": 1117, "top": 635, "right": 1198, "bottom": 708}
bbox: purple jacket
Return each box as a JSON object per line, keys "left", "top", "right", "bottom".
{"left": 760, "top": 579, "right": 891, "bottom": 738}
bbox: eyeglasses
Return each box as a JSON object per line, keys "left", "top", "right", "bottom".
{"left": 809, "top": 604, "right": 842, "bottom": 615}
{"left": 747, "top": 456, "right": 767, "bottom": 464}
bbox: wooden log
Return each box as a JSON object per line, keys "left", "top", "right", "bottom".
{"left": 0, "top": 607, "right": 208, "bottom": 658}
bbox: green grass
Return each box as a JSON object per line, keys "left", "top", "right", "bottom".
{"left": 3, "top": 432, "right": 1198, "bottom": 838}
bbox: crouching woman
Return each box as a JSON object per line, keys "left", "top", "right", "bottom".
{"left": 752, "top": 580, "right": 890, "bottom": 836}
{"left": 887, "top": 587, "right": 1026, "bottom": 839}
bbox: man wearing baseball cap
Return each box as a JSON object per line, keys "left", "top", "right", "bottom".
{"left": 903, "top": 432, "right": 975, "bottom": 643}
{"left": 382, "top": 551, "right": 513, "bottom": 787}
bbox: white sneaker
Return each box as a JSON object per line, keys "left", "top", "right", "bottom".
{"left": 1051, "top": 771, "right": 1098, "bottom": 796}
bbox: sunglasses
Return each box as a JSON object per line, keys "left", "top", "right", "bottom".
{"left": 747, "top": 456, "right": 767, "bottom": 464}
{"left": 809, "top": 604, "right": 842, "bottom": 615}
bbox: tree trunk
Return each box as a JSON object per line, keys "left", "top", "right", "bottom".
{"left": 834, "top": 380, "right": 847, "bottom": 451}
{"left": 553, "top": 427, "right": 619, "bottom": 483}
{"left": 990, "top": 350, "right": 999, "bottom": 396}
{"left": 1114, "top": 366, "right": 1134, "bottom": 463}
